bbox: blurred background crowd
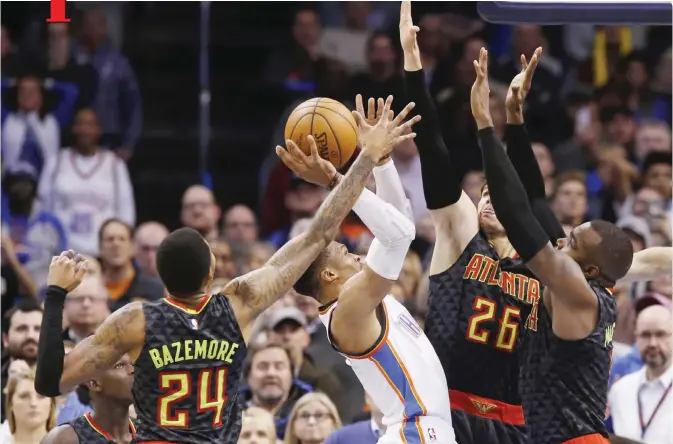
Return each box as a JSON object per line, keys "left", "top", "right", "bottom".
{"left": 0, "top": 2, "right": 671, "bottom": 444}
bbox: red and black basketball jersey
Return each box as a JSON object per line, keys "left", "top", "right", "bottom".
{"left": 519, "top": 283, "right": 616, "bottom": 444}
{"left": 426, "top": 233, "right": 540, "bottom": 408}
{"left": 68, "top": 413, "right": 136, "bottom": 443}
{"left": 133, "top": 294, "right": 246, "bottom": 443}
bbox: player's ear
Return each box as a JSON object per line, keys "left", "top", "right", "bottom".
{"left": 86, "top": 379, "right": 102, "bottom": 393}
{"left": 583, "top": 264, "right": 600, "bottom": 280}
{"left": 319, "top": 268, "right": 338, "bottom": 284}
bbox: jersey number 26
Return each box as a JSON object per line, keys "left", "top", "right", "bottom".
{"left": 158, "top": 368, "right": 228, "bottom": 428}
{"left": 466, "top": 296, "right": 520, "bottom": 352}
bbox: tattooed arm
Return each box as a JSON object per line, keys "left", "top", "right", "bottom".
{"left": 58, "top": 302, "right": 145, "bottom": 394}
{"left": 225, "top": 152, "right": 378, "bottom": 339}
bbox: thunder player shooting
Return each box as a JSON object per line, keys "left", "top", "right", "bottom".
{"left": 34, "top": 128, "right": 400, "bottom": 443}
{"left": 400, "top": 3, "right": 537, "bottom": 443}
{"left": 285, "top": 95, "right": 455, "bottom": 444}
{"left": 40, "top": 355, "right": 136, "bottom": 444}
{"left": 472, "top": 48, "right": 634, "bottom": 444}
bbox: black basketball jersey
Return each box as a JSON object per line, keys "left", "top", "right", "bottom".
{"left": 68, "top": 413, "right": 137, "bottom": 443}
{"left": 426, "top": 233, "right": 541, "bottom": 405}
{"left": 519, "top": 283, "right": 616, "bottom": 444}
{"left": 133, "top": 294, "right": 247, "bottom": 443}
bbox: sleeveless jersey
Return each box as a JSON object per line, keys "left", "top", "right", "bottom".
{"left": 46, "top": 149, "right": 126, "bottom": 256}
{"left": 519, "top": 283, "right": 616, "bottom": 444}
{"left": 68, "top": 413, "right": 137, "bottom": 443}
{"left": 426, "top": 233, "right": 540, "bottom": 407}
{"left": 319, "top": 295, "right": 456, "bottom": 443}
{"left": 133, "top": 294, "right": 247, "bottom": 443}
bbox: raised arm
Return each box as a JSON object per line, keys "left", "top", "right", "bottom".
{"left": 619, "top": 246, "right": 672, "bottom": 283}
{"left": 400, "top": 1, "right": 478, "bottom": 275}
{"left": 356, "top": 95, "right": 413, "bottom": 220}
{"left": 35, "top": 255, "right": 145, "bottom": 396}
{"left": 504, "top": 48, "right": 565, "bottom": 244}
{"left": 224, "top": 98, "right": 419, "bottom": 337}
{"left": 472, "top": 48, "right": 598, "bottom": 339}
{"left": 330, "top": 188, "right": 415, "bottom": 353}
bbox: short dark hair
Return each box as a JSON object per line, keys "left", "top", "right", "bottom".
{"left": 156, "top": 228, "right": 212, "bottom": 296}
{"left": 590, "top": 220, "right": 634, "bottom": 284}
{"left": 98, "top": 218, "right": 134, "bottom": 243}
{"left": 243, "top": 341, "right": 295, "bottom": 380}
{"left": 552, "top": 171, "right": 586, "bottom": 199}
{"left": 292, "top": 251, "right": 328, "bottom": 299}
{"left": 3, "top": 299, "right": 43, "bottom": 334}
{"left": 642, "top": 152, "right": 672, "bottom": 174}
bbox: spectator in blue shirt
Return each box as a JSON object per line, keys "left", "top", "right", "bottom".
{"left": 73, "top": 9, "right": 142, "bottom": 160}
{"left": 325, "top": 392, "right": 383, "bottom": 444}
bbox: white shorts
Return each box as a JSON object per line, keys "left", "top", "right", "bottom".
{"left": 378, "top": 416, "right": 456, "bottom": 444}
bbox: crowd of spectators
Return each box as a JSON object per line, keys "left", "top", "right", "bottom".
{"left": 1, "top": 3, "right": 671, "bottom": 444}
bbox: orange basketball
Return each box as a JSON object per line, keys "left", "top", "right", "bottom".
{"left": 284, "top": 98, "right": 358, "bottom": 168}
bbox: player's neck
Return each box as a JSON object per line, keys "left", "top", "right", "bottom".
{"left": 12, "top": 424, "right": 47, "bottom": 444}
{"left": 488, "top": 235, "right": 515, "bottom": 259}
{"left": 646, "top": 359, "right": 672, "bottom": 381}
{"left": 103, "top": 262, "right": 135, "bottom": 284}
{"left": 91, "top": 406, "right": 132, "bottom": 442}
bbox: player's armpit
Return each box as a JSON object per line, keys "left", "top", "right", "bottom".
{"left": 619, "top": 246, "right": 672, "bottom": 284}
{"left": 330, "top": 265, "right": 392, "bottom": 353}
{"left": 526, "top": 245, "right": 600, "bottom": 339}
{"left": 428, "top": 191, "right": 480, "bottom": 276}
{"left": 59, "top": 302, "right": 145, "bottom": 394}
{"left": 39, "top": 424, "right": 79, "bottom": 444}
{"left": 225, "top": 232, "right": 328, "bottom": 337}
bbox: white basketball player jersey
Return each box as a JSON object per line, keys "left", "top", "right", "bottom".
{"left": 319, "top": 296, "right": 456, "bottom": 444}
{"left": 47, "top": 149, "right": 123, "bottom": 255}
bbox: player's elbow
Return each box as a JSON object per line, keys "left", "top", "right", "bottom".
{"left": 33, "top": 375, "right": 61, "bottom": 398}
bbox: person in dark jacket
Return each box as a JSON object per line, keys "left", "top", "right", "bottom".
{"left": 240, "top": 342, "right": 312, "bottom": 439}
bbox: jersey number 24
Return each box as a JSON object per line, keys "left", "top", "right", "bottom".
{"left": 466, "top": 296, "right": 520, "bottom": 352}
{"left": 158, "top": 367, "right": 228, "bottom": 428}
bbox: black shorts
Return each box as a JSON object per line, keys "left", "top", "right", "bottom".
{"left": 451, "top": 409, "right": 529, "bottom": 444}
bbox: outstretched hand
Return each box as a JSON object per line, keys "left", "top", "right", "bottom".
{"left": 275, "top": 136, "right": 338, "bottom": 188}
{"left": 399, "top": 1, "right": 420, "bottom": 55}
{"left": 355, "top": 95, "right": 394, "bottom": 165}
{"left": 352, "top": 95, "right": 420, "bottom": 161}
{"left": 470, "top": 47, "right": 493, "bottom": 129}
{"left": 505, "top": 47, "right": 542, "bottom": 118}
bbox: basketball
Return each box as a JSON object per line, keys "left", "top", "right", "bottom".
{"left": 284, "top": 98, "right": 359, "bottom": 168}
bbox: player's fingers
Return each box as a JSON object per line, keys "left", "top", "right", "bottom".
{"left": 392, "top": 102, "right": 416, "bottom": 127}
{"left": 395, "top": 132, "right": 417, "bottom": 144}
{"left": 376, "top": 97, "right": 385, "bottom": 120}
{"left": 74, "top": 261, "right": 88, "bottom": 281}
{"left": 352, "top": 110, "right": 365, "bottom": 128}
{"left": 355, "top": 94, "right": 365, "bottom": 116}
{"left": 287, "top": 139, "right": 309, "bottom": 162}
{"left": 473, "top": 60, "right": 483, "bottom": 79}
{"left": 73, "top": 253, "right": 86, "bottom": 263}
{"left": 367, "top": 97, "right": 376, "bottom": 121}
{"left": 276, "top": 146, "right": 300, "bottom": 169}
{"left": 393, "top": 117, "right": 421, "bottom": 139}
{"left": 381, "top": 95, "right": 394, "bottom": 122}
{"left": 481, "top": 48, "right": 489, "bottom": 75}
{"left": 307, "top": 135, "right": 321, "bottom": 160}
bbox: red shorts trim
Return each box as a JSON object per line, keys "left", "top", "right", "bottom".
{"left": 562, "top": 434, "right": 610, "bottom": 444}
{"left": 137, "top": 441, "right": 180, "bottom": 444}
{"left": 449, "top": 389, "right": 526, "bottom": 425}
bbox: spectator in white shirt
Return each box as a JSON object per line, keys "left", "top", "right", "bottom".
{"left": 36, "top": 108, "right": 135, "bottom": 256}
{"left": 608, "top": 305, "right": 673, "bottom": 444}
{"left": 2, "top": 76, "right": 60, "bottom": 178}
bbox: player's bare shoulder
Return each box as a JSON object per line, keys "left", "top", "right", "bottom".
{"left": 39, "top": 424, "right": 79, "bottom": 444}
